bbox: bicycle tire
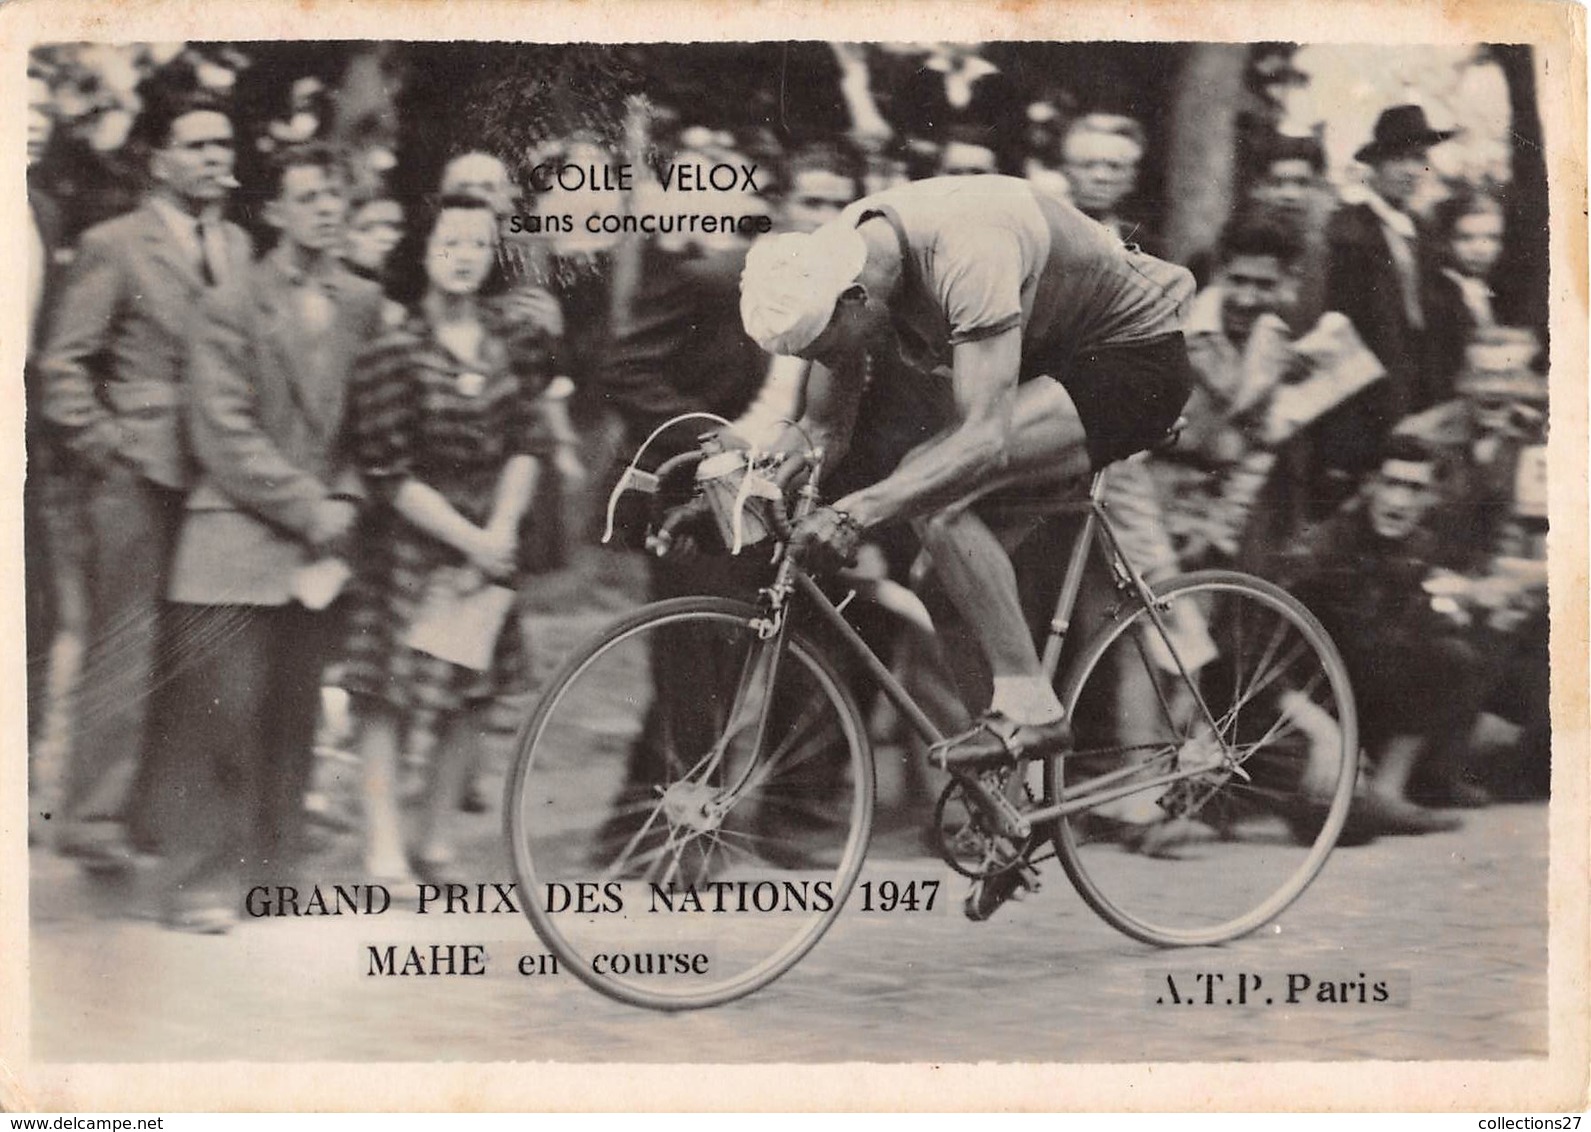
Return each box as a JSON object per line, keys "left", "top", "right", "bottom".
{"left": 505, "top": 595, "right": 875, "bottom": 1010}
{"left": 1046, "top": 569, "right": 1359, "bottom": 946}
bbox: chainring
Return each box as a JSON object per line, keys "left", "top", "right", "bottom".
{"left": 932, "top": 770, "right": 1037, "bottom": 879}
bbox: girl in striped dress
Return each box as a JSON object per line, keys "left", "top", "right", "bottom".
{"left": 343, "top": 194, "right": 553, "bottom": 882}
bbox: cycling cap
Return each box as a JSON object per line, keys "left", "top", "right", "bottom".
{"left": 740, "top": 224, "right": 868, "bottom": 356}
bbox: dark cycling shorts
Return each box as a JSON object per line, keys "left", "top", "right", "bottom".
{"left": 1025, "top": 331, "right": 1194, "bottom": 471}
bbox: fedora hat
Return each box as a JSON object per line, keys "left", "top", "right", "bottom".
{"left": 1355, "top": 104, "right": 1456, "bottom": 163}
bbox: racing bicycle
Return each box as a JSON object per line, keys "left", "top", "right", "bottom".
{"left": 505, "top": 427, "right": 1359, "bottom": 1011}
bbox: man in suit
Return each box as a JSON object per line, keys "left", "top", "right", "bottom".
{"left": 159, "top": 144, "right": 384, "bottom": 932}
{"left": 889, "top": 43, "right": 1023, "bottom": 173}
{"left": 27, "top": 69, "right": 62, "bottom": 350}
{"left": 1316, "top": 104, "right": 1454, "bottom": 495}
{"left": 26, "top": 68, "right": 64, "bottom": 763}
{"left": 40, "top": 89, "right": 249, "bottom": 872}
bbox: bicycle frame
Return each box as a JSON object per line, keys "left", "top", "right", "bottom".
{"left": 759, "top": 457, "right": 1237, "bottom": 825}
{"left": 510, "top": 439, "right": 1359, "bottom": 1008}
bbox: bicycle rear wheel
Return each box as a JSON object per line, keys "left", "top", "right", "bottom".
{"left": 1047, "top": 570, "right": 1358, "bottom": 946}
{"left": 505, "top": 596, "right": 874, "bottom": 1010}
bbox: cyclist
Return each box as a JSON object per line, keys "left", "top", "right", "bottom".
{"left": 730, "top": 174, "right": 1197, "bottom": 916}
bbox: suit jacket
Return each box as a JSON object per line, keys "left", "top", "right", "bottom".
{"left": 28, "top": 183, "right": 64, "bottom": 353}
{"left": 602, "top": 240, "right": 765, "bottom": 451}
{"left": 38, "top": 199, "right": 253, "bottom": 489}
{"left": 1317, "top": 201, "right": 1438, "bottom": 474}
{"left": 887, "top": 54, "right": 1023, "bottom": 170}
{"left": 168, "top": 252, "right": 385, "bottom": 607}
{"left": 1422, "top": 269, "right": 1485, "bottom": 405}
{"left": 27, "top": 185, "right": 66, "bottom": 462}
{"left": 1270, "top": 501, "right": 1447, "bottom": 654}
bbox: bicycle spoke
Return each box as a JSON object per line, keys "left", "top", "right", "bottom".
{"left": 597, "top": 803, "right": 670, "bottom": 883}
{"left": 1052, "top": 575, "right": 1357, "bottom": 947}
{"left": 709, "top": 825, "right": 794, "bottom": 860}
{"left": 1231, "top": 723, "right": 1304, "bottom": 770}
{"left": 688, "top": 640, "right": 777, "bottom": 782}
{"left": 732, "top": 703, "right": 841, "bottom": 802}
{"left": 1230, "top": 636, "right": 1314, "bottom": 720}
{"left": 1207, "top": 629, "right": 1313, "bottom": 744}
{"left": 507, "top": 599, "right": 874, "bottom": 1009}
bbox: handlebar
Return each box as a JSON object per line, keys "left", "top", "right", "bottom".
{"left": 635, "top": 444, "right": 822, "bottom": 560}
{"left": 597, "top": 407, "right": 842, "bottom": 565}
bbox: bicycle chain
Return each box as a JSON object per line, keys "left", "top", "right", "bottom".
{"left": 931, "top": 769, "right": 1039, "bottom": 880}
{"left": 930, "top": 738, "right": 1228, "bottom": 877}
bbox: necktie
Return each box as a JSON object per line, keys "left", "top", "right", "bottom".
{"left": 196, "top": 220, "right": 222, "bottom": 287}
{"left": 1380, "top": 222, "right": 1423, "bottom": 330}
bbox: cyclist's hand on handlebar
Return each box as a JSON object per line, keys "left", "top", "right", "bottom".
{"left": 770, "top": 448, "right": 811, "bottom": 495}
{"left": 788, "top": 505, "right": 862, "bottom": 573}
{"left": 702, "top": 428, "right": 751, "bottom": 455}
{"left": 702, "top": 426, "right": 809, "bottom": 495}
{"left": 647, "top": 495, "right": 714, "bottom": 559}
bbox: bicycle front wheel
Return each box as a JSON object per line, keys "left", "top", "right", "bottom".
{"left": 505, "top": 596, "right": 874, "bottom": 1010}
{"left": 1048, "top": 570, "right": 1358, "bottom": 946}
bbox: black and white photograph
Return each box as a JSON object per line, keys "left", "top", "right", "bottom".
{"left": 3, "top": 0, "right": 1586, "bottom": 1113}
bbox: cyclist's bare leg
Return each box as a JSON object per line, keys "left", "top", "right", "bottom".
{"left": 912, "top": 508, "right": 1043, "bottom": 713}
{"left": 882, "top": 377, "right": 1091, "bottom": 515}
{"left": 907, "top": 377, "right": 1090, "bottom": 727}
{"left": 901, "top": 379, "right": 1093, "bottom": 920}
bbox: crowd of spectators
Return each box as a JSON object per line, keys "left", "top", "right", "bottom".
{"left": 24, "top": 41, "right": 1551, "bottom": 932}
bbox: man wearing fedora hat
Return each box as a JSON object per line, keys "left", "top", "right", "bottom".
{"left": 1313, "top": 103, "right": 1456, "bottom": 500}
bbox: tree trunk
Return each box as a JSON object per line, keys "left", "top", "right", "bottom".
{"left": 1491, "top": 44, "right": 1550, "bottom": 367}
{"left": 1162, "top": 45, "right": 1250, "bottom": 265}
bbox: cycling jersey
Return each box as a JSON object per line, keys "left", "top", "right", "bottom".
{"left": 841, "top": 175, "right": 1195, "bottom": 380}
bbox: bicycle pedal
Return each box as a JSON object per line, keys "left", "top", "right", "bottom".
{"left": 927, "top": 727, "right": 1012, "bottom": 773}
{"left": 1009, "top": 858, "right": 1041, "bottom": 893}
{"left": 963, "top": 860, "right": 1042, "bottom": 922}
{"left": 928, "top": 712, "right": 1071, "bottom": 773}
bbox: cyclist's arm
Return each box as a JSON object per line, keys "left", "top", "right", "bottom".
{"left": 768, "top": 351, "right": 866, "bottom": 470}
{"left": 727, "top": 354, "right": 810, "bottom": 449}
{"left": 833, "top": 326, "right": 1021, "bottom": 528}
